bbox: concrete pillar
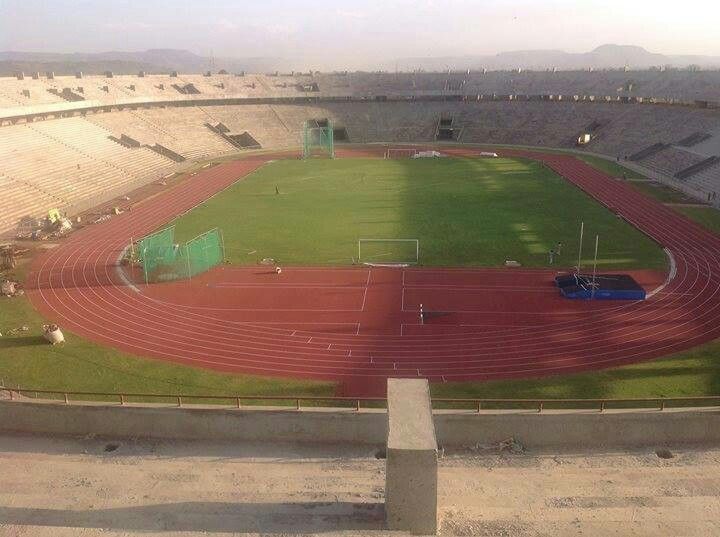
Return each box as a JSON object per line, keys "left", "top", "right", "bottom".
{"left": 385, "top": 378, "right": 438, "bottom": 535}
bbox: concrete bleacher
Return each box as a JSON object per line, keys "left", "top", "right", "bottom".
{"left": 636, "top": 146, "right": 706, "bottom": 176}
{"left": 684, "top": 159, "right": 720, "bottom": 199}
{"left": 0, "top": 117, "right": 178, "bottom": 234}
{"left": 88, "top": 107, "right": 238, "bottom": 159}
{"left": 4, "top": 70, "right": 720, "bottom": 113}
{"left": 204, "top": 104, "right": 298, "bottom": 149}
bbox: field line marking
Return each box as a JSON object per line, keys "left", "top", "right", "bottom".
{"left": 209, "top": 283, "right": 368, "bottom": 289}
{"left": 235, "top": 321, "right": 359, "bottom": 326}
{"left": 403, "top": 284, "right": 558, "bottom": 293}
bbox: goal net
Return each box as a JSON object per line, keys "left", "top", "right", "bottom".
{"left": 303, "top": 120, "right": 335, "bottom": 159}
{"left": 357, "top": 239, "right": 419, "bottom": 266}
{"left": 384, "top": 147, "right": 419, "bottom": 159}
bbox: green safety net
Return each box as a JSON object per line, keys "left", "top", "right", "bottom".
{"left": 303, "top": 120, "right": 335, "bottom": 159}
{"left": 186, "top": 229, "right": 224, "bottom": 278}
{"left": 136, "top": 226, "right": 224, "bottom": 284}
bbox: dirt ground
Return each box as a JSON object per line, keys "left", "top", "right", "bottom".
{"left": 1, "top": 434, "right": 719, "bottom": 536}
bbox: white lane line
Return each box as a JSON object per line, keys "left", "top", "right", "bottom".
{"left": 648, "top": 248, "right": 677, "bottom": 298}
{"left": 361, "top": 270, "right": 372, "bottom": 311}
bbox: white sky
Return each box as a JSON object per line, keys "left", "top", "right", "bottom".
{"left": 0, "top": 0, "right": 718, "bottom": 69}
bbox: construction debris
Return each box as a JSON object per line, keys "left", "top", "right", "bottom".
{"left": 93, "top": 214, "right": 112, "bottom": 224}
{"left": 13, "top": 211, "right": 73, "bottom": 240}
{"left": 466, "top": 437, "right": 526, "bottom": 455}
{"left": 1, "top": 245, "right": 28, "bottom": 269}
{"left": 1, "top": 280, "right": 23, "bottom": 297}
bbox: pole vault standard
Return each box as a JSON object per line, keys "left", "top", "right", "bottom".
{"left": 591, "top": 235, "right": 599, "bottom": 300}
{"left": 576, "top": 221, "right": 585, "bottom": 273}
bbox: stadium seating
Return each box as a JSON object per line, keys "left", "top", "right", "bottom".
{"left": 636, "top": 146, "right": 707, "bottom": 177}
{"left": 2, "top": 68, "right": 720, "bottom": 234}
{"left": 88, "top": 108, "right": 238, "bottom": 159}
{"left": 683, "top": 160, "right": 720, "bottom": 197}
{"left": 0, "top": 117, "right": 177, "bottom": 232}
{"left": 4, "top": 70, "right": 720, "bottom": 115}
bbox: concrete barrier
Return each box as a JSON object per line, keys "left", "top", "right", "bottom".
{"left": 0, "top": 400, "right": 718, "bottom": 450}
{"left": 434, "top": 408, "right": 720, "bottom": 449}
{"left": 385, "top": 379, "right": 438, "bottom": 535}
{"left": 0, "top": 401, "right": 386, "bottom": 445}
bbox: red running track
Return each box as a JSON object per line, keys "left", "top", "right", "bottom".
{"left": 26, "top": 149, "right": 720, "bottom": 396}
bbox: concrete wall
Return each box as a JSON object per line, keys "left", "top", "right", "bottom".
{"left": 0, "top": 401, "right": 387, "bottom": 445}
{"left": 1, "top": 401, "right": 718, "bottom": 449}
{"left": 434, "top": 409, "right": 720, "bottom": 449}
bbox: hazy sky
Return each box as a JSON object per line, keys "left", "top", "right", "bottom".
{"left": 1, "top": 0, "right": 718, "bottom": 68}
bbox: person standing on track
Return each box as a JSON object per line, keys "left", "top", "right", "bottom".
{"left": 419, "top": 303, "right": 425, "bottom": 325}
{"left": 275, "top": 266, "right": 282, "bottom": 275}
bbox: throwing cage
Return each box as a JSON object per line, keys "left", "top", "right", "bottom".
{"left": 135, "top": 226, "right": 225, "bottom": 284}
{"left": 303, "top": 120, "right": 335, "bottom": 159}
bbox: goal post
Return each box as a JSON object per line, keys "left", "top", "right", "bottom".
{"left": 358, "top": 239, "right": 419, "bottom": 266}
{"left": 303, "top": 120, "right": 335, "bottom": 159}
{"left": 384, "top": 147, "right": 419, "bottom": 159}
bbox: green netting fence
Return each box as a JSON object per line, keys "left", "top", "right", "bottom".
{"left": 303, "top": 119, "right": 335, "bottom": 159}
{"left": 135, "top": 226, "right": 224, "bottom": 284}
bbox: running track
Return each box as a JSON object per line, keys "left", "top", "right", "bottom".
{"left": 26, "top": 148, "right": 720, "bottom": 395}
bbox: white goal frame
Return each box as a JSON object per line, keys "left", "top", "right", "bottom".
{"left": 358, "top": 239, "right": 419, "bottom": 266}
{"left": 384, "top": 147, "right": 419, "bottom": 159}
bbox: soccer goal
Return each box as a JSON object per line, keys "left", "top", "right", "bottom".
{"left": 384, "top": 147, "right": 419, "bottom": 159}
{"left": 303, "top": 120, "right": 335, "bottom": 159}
{"left": 357, "top": 239, "right": 419, "bottom": 266}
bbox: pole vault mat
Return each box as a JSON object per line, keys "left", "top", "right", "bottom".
{"left": 555, "top": 273, "right": 647, "bottom": 300}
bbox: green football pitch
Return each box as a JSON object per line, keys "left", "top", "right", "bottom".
{"left": 170, "top": 157, "right": 666, "bottom": 270}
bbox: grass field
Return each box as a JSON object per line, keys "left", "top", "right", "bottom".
{"left": 170, "top": 157, "right": 666, "bottom": 270}
{"left": 676, "top": 206, "right": 720, "bottom": 234}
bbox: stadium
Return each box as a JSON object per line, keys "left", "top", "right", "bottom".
{"left": 2, "top": 18, "right": 720, "bottom": 536}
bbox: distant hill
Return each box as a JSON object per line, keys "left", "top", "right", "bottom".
{"left": 391, "top": 44, "right": 720, "bottom": 71}
{"left": 0, "top": 49, "right": 296, "bottom": 76}
{"left": 1, "top": 45, "right": 719, "bottom": 76}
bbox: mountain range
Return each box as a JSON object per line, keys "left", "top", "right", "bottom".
{"left": 0, "top": 45, "right": 718, "bottom": 76}
{"left": 391, "top": 45, "right": 720, "bottom": 71}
